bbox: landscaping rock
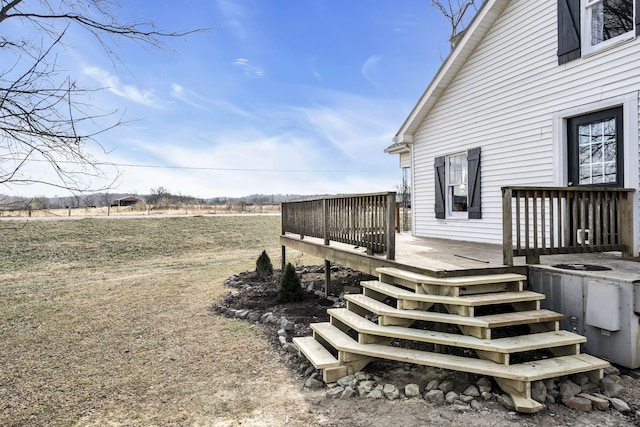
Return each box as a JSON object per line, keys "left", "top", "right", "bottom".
{"left": 383, "top": 384, "right": 400, "bottom": 401}
{"left": 357, "top": 380, "right": 375, "bottom": 396}
{"left": 326, "top": 386, "right": 344, "bottom": 398}
{"left": 304, "top": 376, "right": 324, "bottom": 389}
{"left": 425, "top": 389, "right": 445, "bottom": 405}
{"left": 280, "top": 318, "right": 295, "bottom": 331}
{"left": 599, "top": 376, "right": 624, "bottom": 398}
{"left": 337, "top": 375, "right": 355, "bottom": 388}
{"left": 576, "top": 393, "right": 610, "bottom": 411}
{"left": 341, "top": 386, "right": 356, "bottom": 399}
{"left": 496, "top": 394, "right": 515, "bottom": 411}
{"left": 531, "top": 381, "right": 547, "bottom": 404}
{"left": 405, "top": 383, "right": 421, "bottom": 398}
{"left": 476, "top": 377, "right": 492, "bottom": 394}
{"left": 470, "top": 400, "right": 483, "bottom": 411}
{"left": 463, "top": 385, "right": 480, "bottom": 397}
{"left": 558, "top": 379, "right": 581, "bottom": 398}
{"left": 604, "top": 366, "right": 620, "bottom": 376}
{"left": 368, "top": 389, "right": 385, "bottom": 399}
{"left": 459, "top": 394, "right": 475, "bottom": 404}
{"left": 438, "top": 379, "right": 454, "bottom": 393}
{"left": 445, "top": 391, "right": 459, "bottom": 404}
{"left": 543, "top": 378, "right": 556, "bottom": 392}
{"left": 570, "top": 373, "right": 589, "bottom": 386}
{"left": 562, "top": 396, "right": 592, "bottom": 412}
{"left": 449, "top": 403, "right": 472, "bottom": 412}
{"left": 247, "top": 312, "right": 260, "bottom": 322}
{"left": 259, "top": 311, "right": 270, "bottom": 322}
{"left": 609, "top": 397, "right": 631, "bottom": 413}
{"left": 425, "top": 379, "right": 441, "bottom": 391}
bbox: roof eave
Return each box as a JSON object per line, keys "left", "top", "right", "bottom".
{"left": 393, "top": 0, "right": 511, "bottom": 144}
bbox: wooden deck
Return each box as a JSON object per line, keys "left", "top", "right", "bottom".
{"left": 281, "top": 231, "right": 637, "bottom": 279}
{"left": 281, "top": 232, "right": 528, "bottom": 278}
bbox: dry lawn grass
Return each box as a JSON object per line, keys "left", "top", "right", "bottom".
{"left": 2, "top": 216, "right": 637, "bottom": 427}
{"left": 0, "top": 216, "right": 320, "bottom": 426}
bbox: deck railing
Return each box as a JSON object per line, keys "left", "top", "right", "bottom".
{"left": 502, "top": 186, "right": 635, "bottom": 265}
{"left": 281, "top": 192, "right": 396, "bottom": 260}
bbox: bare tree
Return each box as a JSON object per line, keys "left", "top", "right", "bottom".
{"left": 431, "top": 0, "right": 482, "bottom": 40}
{"left": 0, "top": 0, "right": 201, "bottom": 194}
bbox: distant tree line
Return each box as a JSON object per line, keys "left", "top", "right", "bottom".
{"left": 0, "top": 190, "right": 325, "bottom": 211}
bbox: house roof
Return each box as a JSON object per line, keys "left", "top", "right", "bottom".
{"left": 391, "top": 0, "right": 511, "bottom": 146}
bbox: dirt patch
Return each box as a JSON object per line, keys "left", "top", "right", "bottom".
{"left": 218, "top": 265, "right": 640, "bottom": 427}
{"left": 219, "top": 266, "right": 374, "bottom": 344}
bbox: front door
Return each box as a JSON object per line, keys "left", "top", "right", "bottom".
{"left": 566, "top": 106, "right": 624, "bottom": 245}
{"left": 567, "top": 106, "right": 624, "bottom": 187}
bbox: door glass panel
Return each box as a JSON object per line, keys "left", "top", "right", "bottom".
{"left": 577, "top": 117, "right": 617, "bottom": 185}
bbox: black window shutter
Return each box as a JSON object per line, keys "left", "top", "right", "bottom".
{"left": 467, "top": 147, "right": 482, "bottom": 219}
{"left": 636, "top": 0, "right": 640, "bottom": 35}
{"left": 434, "top": 156, "right": 446, "bottom": 219}
{"left": 557, "top": 0, "right": 581, "bottom": 64}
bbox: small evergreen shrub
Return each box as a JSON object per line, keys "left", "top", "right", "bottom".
{"left": 256, "top": 250, "right": 273, "bottom": 279}
{"left": 278, "top": 263, "right": 304, "bottom": 303}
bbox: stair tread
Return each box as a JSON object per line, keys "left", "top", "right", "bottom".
{"left": 311, "top": 322, "right": 608, "bottom": 381}
{"left": 361, "top": 280, "right": 544, "bottom": 306}
{"left": 328, "top": 308, "right": 585, "bottom": 353}
{"left": 292, "top": 336, "right": 341, "bottom": 369}
{"left": 377, "top": 267, "right": 527, "bottom": 287}
{"left": 345, "top": 294, "right": 563, "bottom": 327}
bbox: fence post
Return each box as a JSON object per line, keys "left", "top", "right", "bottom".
{"left": 323, "top": 198, "right": 329, "bottom": 246}
{"left": 385, "top": 192, "right": 396, "bottom": 260}
{"left": 619, "top": 190, "right": 635, "bottom": 257}
{"left": 502, "top": 187, "right": 514, "bottom": 266}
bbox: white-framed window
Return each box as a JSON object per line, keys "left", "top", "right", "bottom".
{"left": 446, "top": 152, "right": 468, "bottom": 216}
{"left": 434, "top": 147, "right": 481, "bottom": 220}
{"left": 581, "top": 0, "right": 635, "bottom": 55}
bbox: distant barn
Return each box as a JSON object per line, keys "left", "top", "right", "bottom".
{"left": 111, "top": 196, "right": 142, "bottom": 207}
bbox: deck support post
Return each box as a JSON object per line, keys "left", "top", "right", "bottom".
{"left": 281, "top": 246, "right": 286, "bottom": 270}
{"left": 324, "top": 259, "right": 331, "bottom": 298}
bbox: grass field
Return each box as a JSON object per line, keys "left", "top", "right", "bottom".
{"left": 0, "top": 215, "right": 321, "bottom": 426}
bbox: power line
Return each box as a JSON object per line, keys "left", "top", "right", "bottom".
{"left": 7, "top": 158, "right": 366, "bottom": 174}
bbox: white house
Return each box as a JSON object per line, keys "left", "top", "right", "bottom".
{"left": 387, "top": 0, "right": 640, "bottom": 256}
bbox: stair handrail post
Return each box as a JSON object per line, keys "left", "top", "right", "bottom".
{"left": 502, "top": 187, "right": 514, "bottom": 266}
{"left": 385, "top": 192, "right": 396, "bottom": 260}
{"left": 323, "top": 197, "right": 330, "bottom": 246}
{"left": 619, "top": 189, "right": 636, "bottom": 257}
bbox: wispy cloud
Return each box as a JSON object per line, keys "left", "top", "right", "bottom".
{"left": 216, "top": 0, "right": 250, "bottom": 40}
{"left": 361, "top": 55, "right": 382, "bottom": 88}
{"left": 83, "top": 66, "right": 161, "bottom": 108}
{"left": 170, "top": 82, "right": 252, "bottom": 117}
{"left": 233, "top": 58, "right": 265, "bottom": 77}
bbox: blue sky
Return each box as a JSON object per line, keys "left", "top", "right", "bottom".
{"left": 8, "top": 0, "right": 456, "bottom": 199}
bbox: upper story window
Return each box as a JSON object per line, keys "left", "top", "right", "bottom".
{"left": 558, "top": 0, "right": 639, "bottom": 64}
{"left": 582, "top": 0, "right": 635, "bottom": 54}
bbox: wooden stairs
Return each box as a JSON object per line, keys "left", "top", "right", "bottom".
{"left": 293, "top": 266, "right": 610, "bottom": 413}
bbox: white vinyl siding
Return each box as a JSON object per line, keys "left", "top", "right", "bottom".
{"left": 410, "top": 0, "right": 640, "bottom": 245}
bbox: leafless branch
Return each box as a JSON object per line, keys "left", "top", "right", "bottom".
{"left": 0, "top": 0, "right": 205, "bottom": 194}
